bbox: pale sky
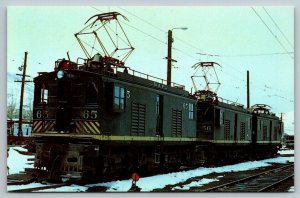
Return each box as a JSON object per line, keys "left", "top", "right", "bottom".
{"left": 7, "top": 6, "right": 294, "bottom": 134}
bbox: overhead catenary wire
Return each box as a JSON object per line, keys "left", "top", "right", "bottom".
{"left": 93, "top": 6, "right": 294, "bottom": 61}
{"left": 91, "top": 6, "right": 167, "bottom": 46}
{"left": 119, "top": 20, "right": 167, "bottom": 45}
{"left": 118, "top": 5, "right": 210, "bottom": 56}
{"left": 91, "top": 6, "right": 199, "bottom": 61}
{"left": 115, "top": 6, "right": 212, "bottom": 58}
{"left": 212, "top": 58, "right": 294, "bottom": 103}
{"left": 115, "top": 6, "right": 291, "bottom": 60}
{"left": 117, "top": 6, "right": 166, "bottom": 34}
{"left": 89, "top": 6, "right": 293, "bottom": 105}
{"left": 251, "top": 7, "right": 294, "bottom": 60}
{"left": 213, "top": 51, "right": 294, "bottom": 57}
{"left": 263, "top": 7, "right": 294, "bottom": 49}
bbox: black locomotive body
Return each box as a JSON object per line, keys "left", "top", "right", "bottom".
{"left": 195, "top": 94, "right": 282, "bottom": 164}
{"left": 30, "top": 10, "right": 283, "bottom": 181}
{"left": 31, "top": 57, "right": 283, "bottom": 180}
{"left": 32, "top": 58, "right": 198, "bottom": 179}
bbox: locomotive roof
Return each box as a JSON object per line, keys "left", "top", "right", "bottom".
{"left": 34, "top": 67, "right": 193, "bottom": 99}
{"left": 114, "top": 71, "right": 191, "bottom": 97}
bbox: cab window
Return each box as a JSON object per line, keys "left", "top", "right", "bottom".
{"left": 113, "top": 85, "right": 125, "bottom": 112}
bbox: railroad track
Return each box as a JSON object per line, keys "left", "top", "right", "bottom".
{"left": 203, "top": 164, "right": 294, "bottom": 192}
{"left": 7, "top": 179, "right": 35, "bottom": 186}
{"left": 8, "top": 182, "right": 72, "bottom": 192}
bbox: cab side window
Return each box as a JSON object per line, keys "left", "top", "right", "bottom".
{"left": 113, "top": 85, "right": 125, "bottom": 112}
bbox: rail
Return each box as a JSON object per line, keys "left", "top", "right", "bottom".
{"left": 258, "top": 174, "right": 294, "bottom": 192}
{"left": 203, "top": 164, "right": 294, "bottom": 192}
{"left": 7, "top": 179, "right": 35, "bottom": 186}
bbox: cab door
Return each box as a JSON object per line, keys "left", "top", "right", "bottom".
{"left": 56, "top": 80, "right": 72, "bottom": 132}
{"left": 234, "top": 113, "right": 238, "bottom": 143}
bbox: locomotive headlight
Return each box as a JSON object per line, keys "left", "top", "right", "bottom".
{"left": 57, "top": 70, "right": 64, "bottom": 79}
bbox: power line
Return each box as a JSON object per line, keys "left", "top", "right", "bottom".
{"left": 117, "top": 6, "right": 166, "bottom": 33}
{"left": 173, "top": 47, "right": 199, "bottom": 60}
{"left": 213, "top": 57, "right": 244, "bottom": 75}
{"left": 214, "top": 51, "right": 294, "bottom": 57}
{"left": 115, "top": 6, "right": 210, "bottom": 59}
{"left": 116, "top": 6, "right": 294, "bottom": 61}
{"left": 263, "top": 7, "right": 294, "bottom": 49}
{"left": 91, "top": 6, "right": 200, "bottom": 62}
{"left": 213, "top": 58, "right": 294, "bottom": 102}
{"left": 120, "top": 20, "right": 167, "bottom": 45}
{"left": 116, "top": 6, "right": 210, "bottom": 55}
{"left": 89, "top": 6, "right": 292, "bottom": 103}
{"left": 91, "top": 6, "right": 166, "bottom": 45}
{"left": 251, "top": 7, "right": 294, "bottom": 60}
{"left": 93, "top": 6, "right": 293, "bottom": 64}
{"left": 116, "top": 7, "right": 200, "bottom": 61}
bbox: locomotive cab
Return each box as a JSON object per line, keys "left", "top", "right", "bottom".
{"left": 33, "top": 59, "right": 102, "bottom": 135}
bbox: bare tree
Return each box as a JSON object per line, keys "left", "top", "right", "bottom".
{"left": 23, "top": 101, "right": 33, "bottom": 121}
{"left": 7, "top": 93, "right": 17, "bottom": 120}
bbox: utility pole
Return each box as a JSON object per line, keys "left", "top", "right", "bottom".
{"left": 167, "top": 30, "right": 173, "bottom": 86}
{"left": 166, "top": 27, "right": 187, "bottom": 86}
{"left": 247, "top": 70, "right": 250, "bottom": 112}
{"left": 15, "top": 52, "right": 31, "bottom": 137}
{"left": 280, "top": 113, "right": 284, "bottom": 121}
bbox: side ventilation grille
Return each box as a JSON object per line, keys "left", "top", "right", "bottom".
{"left": 172, "top": 109, "right": 182, "bottom": 137}
{"left": 240, "top": 122, "right": 245, "bottom": 141}
{"left": 263, "top": 126, "right": 268, "bottom": 141}
{"left": 224, "top": 120, "right": 230, "bottom": 140}
{"left": 131, "top": 103, "right": 146, "bottom": 136}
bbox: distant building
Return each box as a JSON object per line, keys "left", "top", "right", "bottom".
{"left": 281, "top": 133, "right": 294, "bottom": 149}
{"left": 7, "top": 119, "right": 32, "bottom": 137}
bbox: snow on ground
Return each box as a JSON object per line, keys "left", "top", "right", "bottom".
{"left": 36, "top": 185, "right": 88, "bottom": 192}
{"left": 278, "top": 149, "right": 294, "bottom": 155}
{"left": 172, "top": 178, "right": 218, "bottom": 190}
{"left": 7, "top": 182, "right": 49, "bottom": 191}
{"left": 7, "top": 146, "right": 35, "bottom": 175}
{"left": 85, "top": 155, "right": 294, "bottom": 192}
{"left": 7, "top": 146, "right": 294, "bottom": 192}
{"left": 288, "top": 186, "right": 294, "bottom": 192}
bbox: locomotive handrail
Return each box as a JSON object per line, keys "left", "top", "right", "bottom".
{"left": 57, "top": 57, "right": 185, "bottom": 89}
{"left": 115, "top": 66, "right": 185, "bottom": 89}
{"left": 218, "top": 96, "right": 244, "bottom": 108}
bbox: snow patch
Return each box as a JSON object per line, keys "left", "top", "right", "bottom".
{"left": 7, "top": 182, "right": 49, "bottom": 191}
{"left": 7, "top": 146, "right": 35, "bottom": 175}
{"left": 278, "top": 149, "right": 294, "bottom": 155}
{"left": 172, "top": 178, "right": 218, "bottom": 190}
{"left": 87, "top": 156, "right": 294, "bottom": 192}
{"left": 7, "top": 145, "right": 294, "bottom": 192}
{"left": 36, "top": 185, "right": 88, "bottom": 192}
{"left": 288, "top": 186, "right": 294, "bottom": 192}
{"left": 86, "top": 180, "right": 132, "bottom": 192}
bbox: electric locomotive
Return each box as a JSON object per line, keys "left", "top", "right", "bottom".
{"left": 194, "top": 91, "right": 283, "bottom": 164}
{"left": 32, "top": 55, "right": 199, "bottom": 179}
{"left": 30, "top": 12, "right": 283, "bottom": 180}
{"left": 31, "top": 56, "right": 283, "bottom": 179}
